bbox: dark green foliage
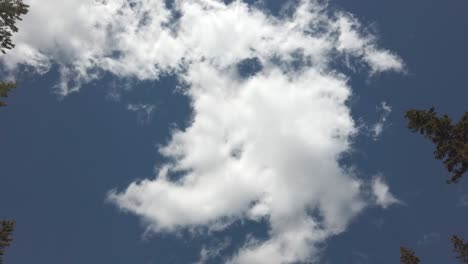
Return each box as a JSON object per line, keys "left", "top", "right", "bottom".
{"left": 0, "top": 0, "right": 29, "bottom": 54}
{"left": 405, "top": 108, "right": 468, "bottom": 183}
{"left": 0, "top": 2, "right": 24, "bottom": 262}
{"left": 452, "top": 235, "right": 468, "bottom": 264}
{"left": 0, "top": 81, "right": 15, "bottom": 107}
{"left": 0, "top": 0, "right": 28, "bottom": 107}
{"left": 0, "top": 221, "right": 14, "bottom": 264}
{"left": 400, "top": 236, "right": 468, "bottom": 264}
{"left": 400, "top": 247, "right": 420, "bottom": 264}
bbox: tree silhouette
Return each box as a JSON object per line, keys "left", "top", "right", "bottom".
{"left": 452, "top": 235, "right": 468, "bottom": 264}
{"left": 400, "top": 236, "right": 468, "bottom": 264}
{"left": 0, "top": 2, "right": 29, "bottom": 262}
{"left": 0, "top": 0, "right": 29, "bottom": 107}
{"left": 403, "top": 108, "right": 468, "bottom": 262}
{"left": 0, "top": 221, "right": 14, "bottom": 264}
{"left": 0, "top": 81, "right": 15, "bottom": 107}
{"left": 0, "top": 0, "right": 29, "bottom": 54}
{"left": 400, "top": 247, "right": 420, "bottom": 264}
{"left": 405, "top": 108, "right": 468, "bottom": 183}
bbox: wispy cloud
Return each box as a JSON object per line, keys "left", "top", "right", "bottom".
{"left": 352, "top": 250, "right": 370, "bottom": 264}
{"left": 370, "top": 101, "right": 392, "bottom": 140}
{"left": 417, "top": 232, "right": 440, "bottom": 246}
{"left": 194, "top": 238, "right": 231, "bottom": 264}
{"left": 4, "top": 0, "right": 403, "bottom": 263}
{"left": 126, "top": 103, "right": 156, "bottom": 124}
{"left": 371, "top": 175, "right": 402, "bottom": 209}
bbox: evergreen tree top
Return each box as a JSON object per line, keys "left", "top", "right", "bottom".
{"left": 406, "top": 108, "right": 468, "bottom": 183}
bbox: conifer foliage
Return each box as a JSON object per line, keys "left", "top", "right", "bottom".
{"left": 400, "top": 247, "right": 420, "bottom": 264}
{"left": 400, "top": 236, "right": 468, "bottom": 264}
{"left": 0, "top": 2, "right": 28, "bottom": 262}
{"left": 0, "top": 0, "right": 29, "bottom": 107}
{"left": 452, "top": 235, "right": 468, "bottom": 264}
{"left": 0, "top": 221, "right": 14, "bottom": 264}
{"left": 405, "top": 108, "right": 468, "bottom": 183}
{"left": 0, "top": 0, "right": 29, "bottom": 53}
{"left": 0, "top": 81, "right": 15, "bottom": 107}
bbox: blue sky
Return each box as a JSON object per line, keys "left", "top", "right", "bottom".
{"left": 0, "top": 0, "right": 467, "bottom": 263}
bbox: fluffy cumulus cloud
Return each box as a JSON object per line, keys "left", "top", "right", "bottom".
{"left": 2, "top": 0, "right": 404, "bottom": 263}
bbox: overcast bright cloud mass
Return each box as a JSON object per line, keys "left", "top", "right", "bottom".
{"left": 1, "top": 0, "right": 405, "bottom": 263}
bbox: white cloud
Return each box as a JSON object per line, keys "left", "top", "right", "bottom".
{"left": 370, "top": 101, "right": 392, "bottom": 140}
{"left": 127, "top": 103, "right": 156, "bottom": 124}
{"left": 2, "top": 0, "right": 404, "bottom": 263}
{"left": 2, "top": 0, "right": 404, "bottom": 95}
{"left": 371, "top": 175, "right": 401, "bottom": 209}
{"left": 365, "top": 49, "right": 405, "bottom": 74}
{"left": 194, "top": 238, "right": 231, "bottom": 264}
